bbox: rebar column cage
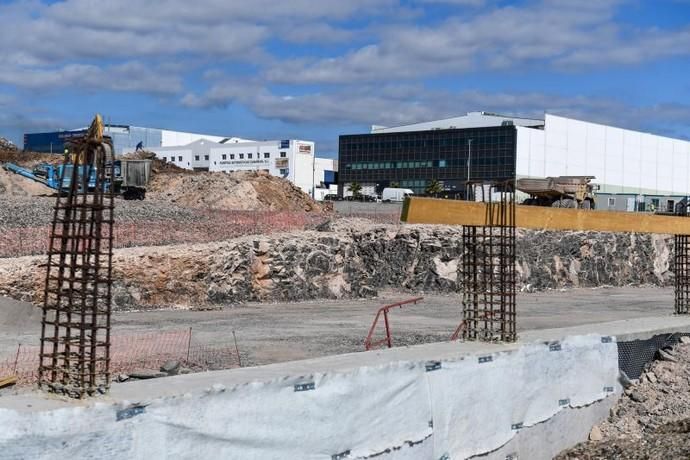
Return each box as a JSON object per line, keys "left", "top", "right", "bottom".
{"left": 38, "top": 138, "right": 115, "bottom": 398}
{"left": 675, "top": 234, "right": 690, "bottom": 315}
{"left": 462, "top": 180, "right": 517, "bottom": 342}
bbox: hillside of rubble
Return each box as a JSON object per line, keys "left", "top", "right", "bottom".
{"left": 0, "top": 147, "right": 324, "bottom": 213}
{"left": 557, "top": 339, "right": 690, "bottom": 459}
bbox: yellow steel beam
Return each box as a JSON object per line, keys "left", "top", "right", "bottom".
{"left": 401, "top": 197, "right": 690, "bottom": 235}
{"left": 0, "top": 375, "right": 17, "bottom": 389}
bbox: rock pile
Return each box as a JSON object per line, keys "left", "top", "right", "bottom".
{"left": 0, "top": 222, "right": 675, "bottom": 310}
{"left": 0, "top": 137, "right": 17, "bottom": 151}
{"left": 557, "top": 339, "right": 690, "bottom": 459}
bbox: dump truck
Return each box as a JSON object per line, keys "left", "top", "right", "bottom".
{"left": 111, "top": 159, "right": 151, "bottom": 200}
{"left": 517, "top": 176, "right": 597, "bottom": 209}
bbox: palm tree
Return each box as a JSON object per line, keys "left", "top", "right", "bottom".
{"left": 348, "top": 181, "right": 363, "bottom": 198}
{"left": 425, "top": 179, "right": 444, "bottom": 197}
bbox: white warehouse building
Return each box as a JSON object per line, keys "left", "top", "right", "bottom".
{"left": 208, "top": 139, "right": 315, "bottom": 193}
{"left": 146, "top": 138, "right": 338, "bottom": 197}
{"left": 341, "top": 112, "right": 690, "bottom": 210}
{"left": 516, "top": 114, "right": 690, "bottom": 197}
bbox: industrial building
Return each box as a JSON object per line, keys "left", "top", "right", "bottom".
{"left": 339, "top": 112, "right": 690, "bottom": 210}
{"left": 148, "top": 138, "right": 337, "bottom": 197}
{"left": 23, "top": 124, "right": 249, "bottom": 156}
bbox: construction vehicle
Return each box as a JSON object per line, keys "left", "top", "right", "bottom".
{"left": 3, "top": 162, "right": 98, "bottom": 192}
{"left": 517, "top": 176, "right": 597, "bottom": 209}
{"left": 3, "top": 158, "right": 150, "bottom": 199}
{"left": 2, "top": 114, "right": 150, "bottom": 199}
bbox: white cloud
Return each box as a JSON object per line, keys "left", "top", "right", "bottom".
{"left": 181, "top": 81, "right": 690, "bottom": 138}
{"left": 264, "top": 0, "right": 690, "bottom": 84}
{"left": 0, "top": 62, "right": 182, "bottom": 94}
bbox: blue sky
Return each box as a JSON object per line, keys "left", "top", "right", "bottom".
{"left": 1, "top": 0, "right": 690, "bottom": 158}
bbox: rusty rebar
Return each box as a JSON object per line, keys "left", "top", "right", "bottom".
{"left": 462, "top": 180, "right": 517, "bottom": 342}
{"left": 37, "top": 138, "right": 114, "bottom": 398}
{"left": 675, "top": 234, "right": 690, "bottom": 315}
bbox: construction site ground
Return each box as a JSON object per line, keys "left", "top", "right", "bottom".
{"left": 1, "top": 286, "right": 672, "bottom": 367}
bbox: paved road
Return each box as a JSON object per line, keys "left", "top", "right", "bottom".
{"left": 0, "top": 286, "right": 674, "bottom": 366}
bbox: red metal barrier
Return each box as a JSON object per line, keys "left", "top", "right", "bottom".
{"left": 364, "top": 297, "right": 424, "bottom": 350}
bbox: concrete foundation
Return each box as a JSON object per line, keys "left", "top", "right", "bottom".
{"left": 2, "top": 316, "right": 690, "bottom": 459}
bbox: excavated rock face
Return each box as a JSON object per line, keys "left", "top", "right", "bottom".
{"left": 0, "top": 224, "right": 676, "bottom": 310}
{"left": 517, "top": 230, "right": 672, "bottom": 290}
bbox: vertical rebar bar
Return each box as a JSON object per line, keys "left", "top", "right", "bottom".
{"left": 38, "top": 136, "right": 114, "bottom": 398}
{"left": 462, "top": 180, "right": 516, "bottom": 342}
{"left": 675, "top": 234, "right": 690, "bottom": 315}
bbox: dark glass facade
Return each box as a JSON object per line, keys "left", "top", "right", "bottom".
{"left": 338, "top": 125, "right": 517, "bottom": 195}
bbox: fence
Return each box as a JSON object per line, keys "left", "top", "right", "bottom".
{"left": 0, "top": 210, "right": 331, "bottom": 258}
{"left": 0, "top": 329, "right": 241, "bottom": 386}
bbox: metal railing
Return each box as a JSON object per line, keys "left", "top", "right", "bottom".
{"left": 364, "top": 297, "right": 424, "bottom": 350}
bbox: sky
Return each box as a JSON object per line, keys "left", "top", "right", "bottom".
{"left": 1, "top": 0, "right": 690, "bottom": 158}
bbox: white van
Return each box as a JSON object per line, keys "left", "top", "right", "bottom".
{"left": 382, "top": 188, "right": 414, "bottom": 202}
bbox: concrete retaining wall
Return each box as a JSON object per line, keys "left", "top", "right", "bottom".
{"left": 0, "top": 331, "right": 621, "bottom": 459}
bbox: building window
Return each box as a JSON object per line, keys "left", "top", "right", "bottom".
{"left": 239, "top": 154, "right": 244, "bottom": 159}
{"left": 222, "top": 154, "right": 227, "bottom": 160}
{"left": 161, "top": 156, "right": 166, "bottom": 161}
{"left": 279, "top": 168, "right": 288, "bottom": 175}
{"left": 204, "top": 155, "right": 209, "bottom": 161}
{"left": 195, "top": 155, "right": 200, "bottom": 161}
{"left": 608, "top": 197, "right": 616, "bottom": 207}
{"left": 169, "top": 157, "right": 174, "bottom": 162}
{"left": 230, "top": 154, "right": 235, "bottom": 160}
{"left": 263, "top": 152, "right": 270, "bottom": 158}
{"left": 178, "top": 156, "right": 182, "bottom": 162}
{"left": 439, "top": 160, "right": 447, "bottom": 168}
{"left": 248, "top": 153, "right": 253, "bottom": 159}
{"left": 280, "top": 151, "right": 287, "bottom": 158}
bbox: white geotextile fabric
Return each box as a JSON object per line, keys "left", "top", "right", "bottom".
{"left": 0, "top": 334, "right": 618, "bottom": 460}
{"left": 428, "top": 334, "right": 618, "bottom": 459}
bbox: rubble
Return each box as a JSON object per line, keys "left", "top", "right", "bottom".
{"left": 557, "top": 342, "right": 690, "bottom": 459}
{"left": 0, "top": 137, "right": 17, "bottom": 151}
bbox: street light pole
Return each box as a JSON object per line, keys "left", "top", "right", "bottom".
{"left": 467, "top": 138, "right": 473, "bottom": 182}
{"left": 467, "top": 138, "right": 473, "bottom": 200}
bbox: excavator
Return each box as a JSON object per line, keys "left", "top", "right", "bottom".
{"left": 2, "top": 115, "right": 150, "bottom": 199}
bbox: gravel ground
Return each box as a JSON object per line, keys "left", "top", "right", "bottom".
{"left": 0, "top": 196, "right": 204, "bottom": 228}
{"left": 1, "top": 286, "right": 674, "bottom": 365}
{"left": 557, "top": 339, "right": 690, "bottom": 459}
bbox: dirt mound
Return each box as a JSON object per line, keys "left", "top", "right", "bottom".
{"left": 0, "top": 149, "right": 62, "bottom": 168}
{"left": 147, "top": 170, "right": 324, "bottom": 212}
{"left": 0, "top": 165, "right": 54, "bottom": 197}
{"left": 0, "top": 149, "right": 61, "bottom": 196}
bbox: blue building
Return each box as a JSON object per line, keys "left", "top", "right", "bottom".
{"left": 24, "top": 124, "right": 228, "bottom": 155}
